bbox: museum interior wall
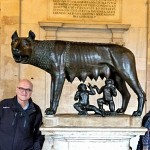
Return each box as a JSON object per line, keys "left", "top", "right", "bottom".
{"left": 0, "top": 0, "right": 149, "bottom": 118}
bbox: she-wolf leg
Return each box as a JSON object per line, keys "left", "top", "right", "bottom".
{"left": 45, "top": 74, "right": 65, "bottom": 115}
{"left": 111, "top": 75, "right": 131, "bottom": 114}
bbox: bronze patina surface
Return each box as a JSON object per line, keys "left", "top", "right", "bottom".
{"left": 11, "top": 31, "right": 146, "bottom": 116}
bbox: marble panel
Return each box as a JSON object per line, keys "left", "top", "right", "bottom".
{"left": 1, "top": 1, "right": 19, "bottom": 16}
{"left": 0, "top": 45, "right": 19, "bottom": 80}
{"left": 41, "top": 125, "right": 146, "bottom": 150}
{"left": 122, "top": 0, "right": 147, "bottom": 27}
{"left": 21, "top": 0, "right": 47, "bottom": 24}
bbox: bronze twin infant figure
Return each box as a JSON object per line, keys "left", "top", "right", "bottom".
{"left": 74, "top": 79, "right": 117, "bottom": 116}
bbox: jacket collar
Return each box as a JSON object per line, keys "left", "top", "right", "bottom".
{"left": 12, "top": 96, "right": 36, "bottom": 115}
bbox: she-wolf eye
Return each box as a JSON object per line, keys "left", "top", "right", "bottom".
{"left": 23, "top": 41, "right": 30, "bottom": 46}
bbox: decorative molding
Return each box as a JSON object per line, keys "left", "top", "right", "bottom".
{"left": 39, "top": 22, "right": 130, "bottom": 45}
{"left": 41, "top": 126, "right": 146, "bottom": 150}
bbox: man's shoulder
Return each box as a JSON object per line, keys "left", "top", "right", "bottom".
{"left": 0, "top": 97, "right": 15, "bottom": 105}
{"left": 33, "top": 102, "right": 41, "bottom": 110}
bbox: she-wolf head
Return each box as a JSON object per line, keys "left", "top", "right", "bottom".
{"left": 11, "top": 30, "right": 35, "bottom": 63}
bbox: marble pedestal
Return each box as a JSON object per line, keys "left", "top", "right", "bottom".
{"left": 41, "top": 114, "right": 146, "bottom": 150}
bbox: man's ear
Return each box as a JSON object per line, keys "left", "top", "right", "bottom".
{"left": 11, "top": 31, "right": 18, "bottom": 40}
{"left": 28, "top": 30, "right": 35, "bottom": 40}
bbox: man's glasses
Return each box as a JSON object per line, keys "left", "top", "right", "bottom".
{"left": 17, "top": 87, "right": 32, "bottom": 93}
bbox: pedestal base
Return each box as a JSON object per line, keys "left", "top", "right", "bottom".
{"left": 41, "top": 114, "right": 146, "bottom": 150}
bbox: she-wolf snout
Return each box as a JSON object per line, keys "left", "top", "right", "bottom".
{"left": 12, "top": 48, "right": 21, "bottom": 55}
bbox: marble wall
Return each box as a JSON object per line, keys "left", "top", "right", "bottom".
{"left": 147, "top": 0, "right": 150, "bottom": 113}
{"left": 0, "top": 0, "right": 149, "bottom": 117}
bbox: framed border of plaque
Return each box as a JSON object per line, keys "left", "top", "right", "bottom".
{"left": 48, "top": 0, "right": 122, "bottom": 24}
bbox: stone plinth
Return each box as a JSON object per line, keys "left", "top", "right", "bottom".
{"left": 41, "top": 115, "right": 146, "bottom": 150}
{"left": 43, "top": 114, "right": 142, "bottom": 127}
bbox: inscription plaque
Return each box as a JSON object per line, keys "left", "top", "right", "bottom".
{"left": 48, "top": 0, "right": 122, "bottom": 23}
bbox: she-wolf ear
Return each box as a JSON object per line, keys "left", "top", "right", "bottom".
{"left": 28, "top": 30, "right": 35, "bottom": 40}
{"left": 11, "top": 31, "right": 18, "bottom": 40}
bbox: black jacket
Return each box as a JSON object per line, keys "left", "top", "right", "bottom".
{"left": 136, "top": 111, "right": 150, "bottom": 150}
{"left": 0, "top": 96, "right": 45, "bottom": 150}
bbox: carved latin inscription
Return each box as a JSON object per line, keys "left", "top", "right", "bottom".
{"left": 48, "top": 0, "right": 122, "bottom": 23}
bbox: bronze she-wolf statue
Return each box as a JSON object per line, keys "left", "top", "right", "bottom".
{"left": 11, "top": 30, "right": 146, "bottom": 116}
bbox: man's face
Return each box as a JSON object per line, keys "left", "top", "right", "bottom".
{"left": 16, "top": 80, "right": 33, "bottom": 103}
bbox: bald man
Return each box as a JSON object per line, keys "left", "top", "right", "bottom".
{"left": 0, "top": 79, "right": 45, "bottom": 150}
